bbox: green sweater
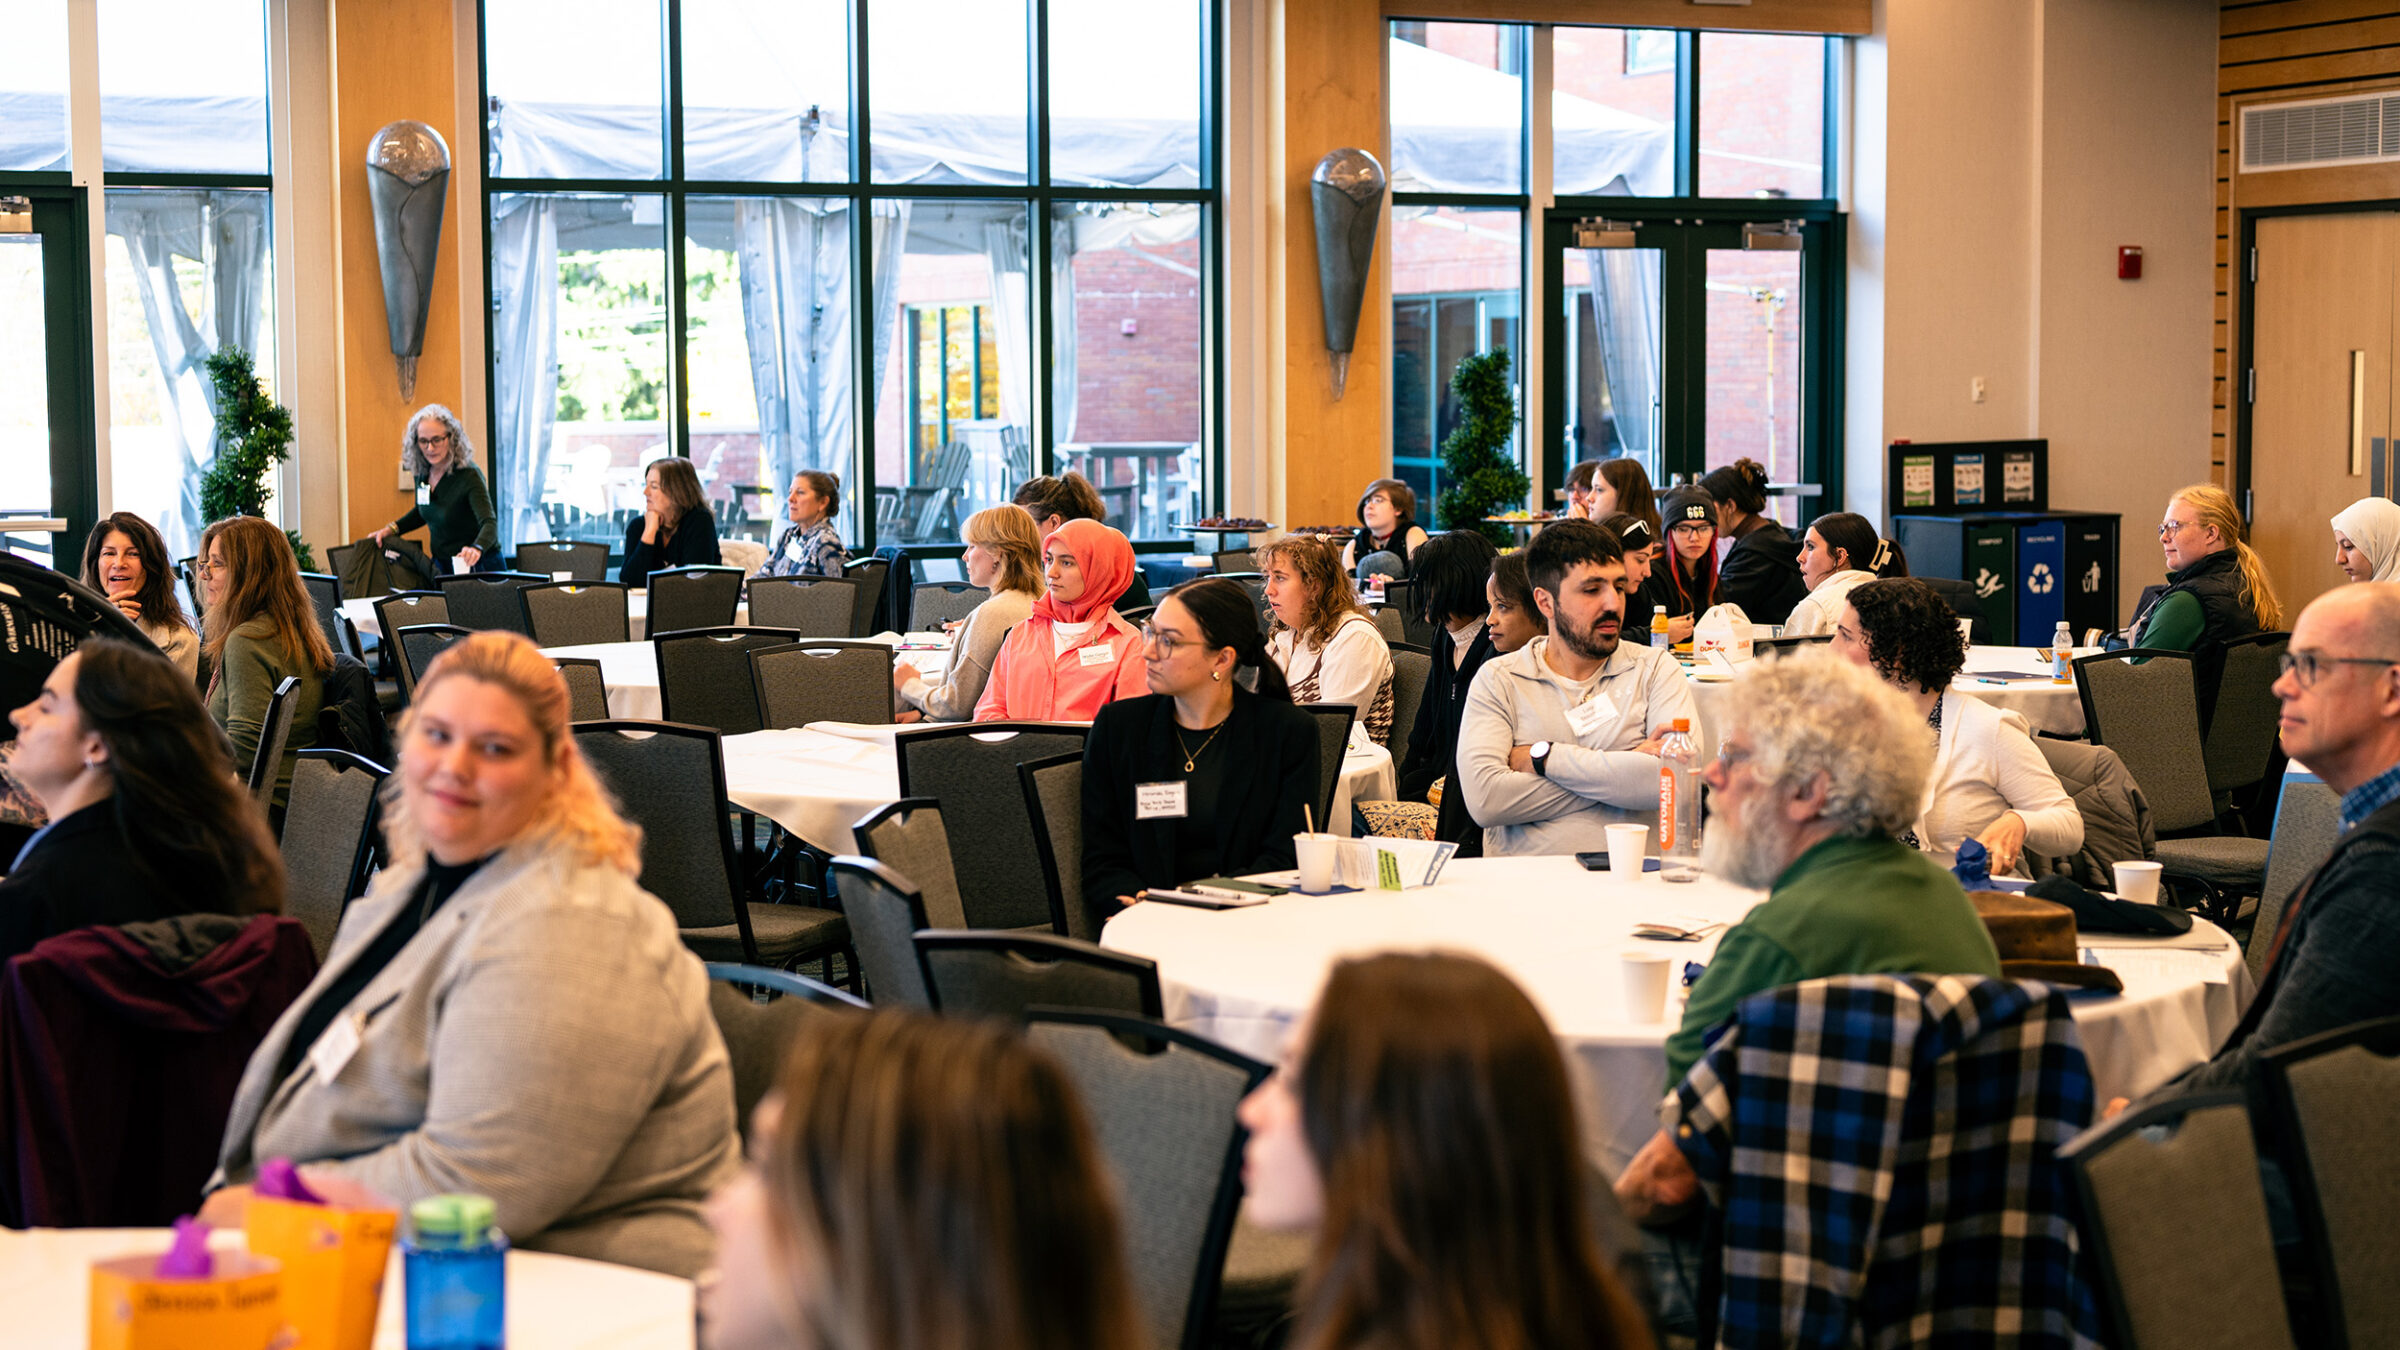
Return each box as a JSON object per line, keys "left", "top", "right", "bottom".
{"left": 1664, "top": 832, "right": 2003, "bottom": 1086}
{"left": 207, "top": 617, "right": 323, "bottom": 813}
{"left": 393, "top": 462, "right": 499, "bottom": 563}
{"left": 2134, "top": 589, "right": 2206, "bottom": 652}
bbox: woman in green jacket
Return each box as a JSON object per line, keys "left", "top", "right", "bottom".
{"left": 371, "top": 403, "right": 499, "bottom": 574}
{"left": 200, "top": 515, "right": 334, "bottom": 816}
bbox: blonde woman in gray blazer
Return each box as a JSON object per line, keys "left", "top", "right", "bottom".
{"left": 207, "top": 632, "right": 737, "bottom": 1278}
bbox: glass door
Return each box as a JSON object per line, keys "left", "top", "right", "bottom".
{"left": 0, "top": 188, "right": 96, "bottom": 567}
{"left": 1545, "top": 208, "right": 1838, "bottom": 524}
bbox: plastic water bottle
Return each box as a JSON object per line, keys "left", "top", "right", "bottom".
{"left": 1657, "top": 718, "right": 1702, "bottom": 863}
{"left": 2052, "top": 620, "right": 2074, "bottom": 684}
{"left": 403, "top": 1194, "right": 507, "bottom": 1350}
{"left": 1651, "top": 605, "right": 1672, "bottom": 651}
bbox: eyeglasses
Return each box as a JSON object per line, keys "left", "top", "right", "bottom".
{"left": 2279, "top": 650, "right": 2400, "bottom": 689}
{"left": 1715, "top": 741, "right": 1753, "bottom": 768}
{"left": 1139, "top": 625, "right": 1195, "bottom": 656}
{"left": 412, "top": 431, "right": 455, "bottom": 448}
{"left": 2157, "top": 519, "right": 2195, "bottom": 538}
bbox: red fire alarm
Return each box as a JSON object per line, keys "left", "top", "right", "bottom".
{"left": 2118, "top": 246, "right": 2143, "bottom": 280}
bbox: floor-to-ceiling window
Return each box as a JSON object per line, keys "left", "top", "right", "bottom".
{"left": 482, "top": 0, "right": 1220, "bottom": 557}
{"left": 1389, "top": 21, "right": 1842, "bottom": 527}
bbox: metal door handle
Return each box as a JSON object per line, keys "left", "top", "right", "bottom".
{"left": 2352, "top": 350, "right": 2367, "bottom": 476}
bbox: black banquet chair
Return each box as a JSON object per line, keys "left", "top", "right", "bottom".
{"left": 512, "top": 539, "right": 610, "bottom": 582}
{"left": 436, "top": 572, "right": 544, "bottom": 638}
{"left": 521, "top": 580, "right": 632, "bottom": 648}
{"left": 647, "top": 564, "right": 745, "bottom": 635}
{"left": 705, "top": 963, "right": 866, "bottom": 1142}
{"left": 551, "top": 657, "right": 612, "bottom": 723}
{"left": 750, "top": 640, "right": 894, "bottom": 729}
{"left": 913, "top": 930, "right": 1163, "bottom": 1022}
{"left": 746, "top": 575, "right": 859, "bottom": 638}
{"left": 653, "top": 626, "right": 803, "bottom": 736}
{"left": 278, "top": 748, "right": 389, "bottom": 960}
{"left": 907, "top": 582, "right": 988, "bottom": 631}
{"left": 893, "top": 722, "right": 1092, "bottom": 930}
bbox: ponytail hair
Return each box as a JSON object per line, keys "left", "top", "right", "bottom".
{"left": 1697, "top": 456, "right": 1771, "bottom": 518}
{"left": 1809, "top": 511, "right": 1909, "bottom": 580}
{"left": 2174, "top": 483, "right": 2284, "bottom": 630}
{"left": 1165, "top": 578, "right": 1291, "bottom": 702}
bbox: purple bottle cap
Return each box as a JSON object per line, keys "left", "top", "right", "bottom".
{"left": 154, "top": 1216, "right": 214, "bottom": 1279}
{"left": 255, "top": 1158, "right": 325, "bottom": 1205}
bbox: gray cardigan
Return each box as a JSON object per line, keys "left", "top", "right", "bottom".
{"left": 899, "top": 586, "right": 1036, "bottom": 722}
{"left": 211, "top": 837, "right": 738, "bottom": 1278}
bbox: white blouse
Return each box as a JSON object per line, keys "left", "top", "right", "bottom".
{"left": 1779, "top": 569, "right": 1874, "bottom": 637}
{"left": 1915, "top": 692, "right": 2084, "bottom": 876}
{"left": 1270, "top": 613, "right": 1396, "bottom": 743}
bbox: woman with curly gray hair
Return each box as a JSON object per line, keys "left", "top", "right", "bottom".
{"left": 1613, "top": 650, "right": 2000, "bottom": 1331}
{"left": 1831, "top": 577, "right": 2082, "bottom": 876}
{"left": 371, "top": 403, "right": 498, "bottom": 573}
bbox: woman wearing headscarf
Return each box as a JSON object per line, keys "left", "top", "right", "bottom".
{"left": 2332, "top": 496, "right": 2400, "bottom": 583}
{"left": 973, "top": 518, "right": 1148, "bottom": 722}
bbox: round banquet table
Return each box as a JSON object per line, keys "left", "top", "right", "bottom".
{"left": 541, "top": 632, "right": 952, "bottom": 721}
{"left": 6, "top": 1226, "right": 693, "bottom": 1350}
{"left": 344, "top": 591, "right": 746, "bottom": 642}
{"left": 1100, "top": 854, "right": 2251, "bottom": 1174}
{"left": 721, "top": 724, "right": 1398, "bottom": 854}
{"left": 1685, "top": 644, "right": 2090, "bottom": 744}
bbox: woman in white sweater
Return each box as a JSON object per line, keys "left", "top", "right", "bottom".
{"left": 1260, "top": 534, "right": 1396, "bottom": 745}
{"left": 1829, "top": 578, "right": 2081, "bottom": 876}
{"left": 896, "top": 507, "right": 1043, "bottom": 722}
{"left": 1780, "top": 512, "right": 1907, "bottom": 639}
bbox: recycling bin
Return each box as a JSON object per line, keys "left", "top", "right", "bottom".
{"left": 1890, "top": 512, "right": 2119, "bottom": 645}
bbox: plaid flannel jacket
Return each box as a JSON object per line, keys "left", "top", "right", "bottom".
{"left": 1667, "top": 974, "right": 2104, "bottom": 1349}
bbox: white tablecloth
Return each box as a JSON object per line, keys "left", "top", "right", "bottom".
{"left": 541, "top": 633, "right": 950, "bottom": 722}
{"left": 1101, "top": 854, "right": 2250, "bottom": 1172}
{"left": 345, "top": 591, "right": 747, "bottom": 641}
{"left": 7, "top": 1227, "right": 692, "bottom": 1350}
{"left": 722, "top": 723, "right": 1397, "bottom": 854}
{"left": 1685, "top": 644, "right": 2088, "bottom": 746}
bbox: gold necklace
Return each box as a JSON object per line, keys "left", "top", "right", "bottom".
{"left": 1173, "top": 719, "right": 1228, "bottom": 773}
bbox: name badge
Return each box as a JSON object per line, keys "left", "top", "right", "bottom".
{"left": 1566, "top": 690, "right": 1619, "bottom": 739}
{"left": 307, "top": 1010, "right": 365, "bottom": 1085}
{"left": 1136, "top": 781, "right": 1189, "bottom": 820}
{"left": 783, "top": 534, "right": 805, "bottom": 562}
{"left": 1077, "top": 643, "right": 1116, "bottom": 668}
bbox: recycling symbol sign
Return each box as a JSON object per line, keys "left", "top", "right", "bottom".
{"left": 2027, "top": 563, "right": 2055, "bottom": 595}
{"left": 1974, "top": 569, "right": 2004, "bottom": 599}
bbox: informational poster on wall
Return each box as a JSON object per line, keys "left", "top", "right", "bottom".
{"left": 2003, "top": 450, "right": 2038, "bottom": 504}
{"left": 1952, "top": 454, "right": 1986, "bottom": 507}
{"left": 1902, "top": 455, "right": 1936, "bottom": 508}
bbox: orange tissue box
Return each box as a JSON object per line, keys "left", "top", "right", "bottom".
{"left": 88, "top": 1249, "right": 284, "bottom": 1350}
{"left": 245, "top": 1195, "right": 400, "bottom": 1350}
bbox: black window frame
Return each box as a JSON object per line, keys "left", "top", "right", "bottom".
{"left": 476, "top": 0, "right": 1227, "bottom": 561}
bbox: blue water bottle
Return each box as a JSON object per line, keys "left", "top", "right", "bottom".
{"left": 403, "top": 1193, "right": 507, "bottom": 1350}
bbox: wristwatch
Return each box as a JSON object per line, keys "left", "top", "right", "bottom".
{"left": 1530, "top": 740, "right": 1553, "bottom": 777}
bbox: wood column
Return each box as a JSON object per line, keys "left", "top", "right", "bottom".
{"left": 331, "top": 0, "right": 469, "bottom": 542}
{"left": 1277, "top": 0, "right": 1388, "bottom": 531}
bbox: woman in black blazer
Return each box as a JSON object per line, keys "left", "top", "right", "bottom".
{"left": 1080, "top": 578, "right": 1320, "bottom": 933}
{"left": 619, "top": 455, "right": 723, "bottom": 587}
{"left": 0, "top": 639, "right": 283, "bottom": 963}
{"left": 1393, "top": 531, "right": 1499, "bottom": 854}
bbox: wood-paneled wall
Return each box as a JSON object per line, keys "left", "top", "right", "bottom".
{"left": 2215, "top": 0, "right": 2400, "bottom": 479}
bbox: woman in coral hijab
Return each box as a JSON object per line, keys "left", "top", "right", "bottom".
{"left": 973, "top": 518, "right": 1148, "bottom": 721}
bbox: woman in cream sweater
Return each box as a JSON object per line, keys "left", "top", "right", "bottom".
{"left": 1260, "top": 534, "right": 1395, "bottom": 746}
{"left": 897, "top": 506, "right": 1043, "bottom": 722}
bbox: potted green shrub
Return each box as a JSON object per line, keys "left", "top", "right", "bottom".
{"left": 199, "top": 347, "right": 315, "bottom": 570}
{"left": 1432, "top": 348, "right": 1529, "bottom": 550}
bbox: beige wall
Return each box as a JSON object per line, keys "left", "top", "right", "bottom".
{"left": 1850, "top": 0, "right": 2218, "bottom": 618}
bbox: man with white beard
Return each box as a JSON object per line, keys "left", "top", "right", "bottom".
{"left": 1614, "top": 653, "right": 2002, "bottom": 1225}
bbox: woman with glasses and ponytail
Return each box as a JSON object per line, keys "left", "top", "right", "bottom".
{"left": 1078, "top": 578, "right": 1320, "bottom": 935}
{"left": 1781, "top": 512, "right": 1908, "bottom": 638}
{"left": 2128, "top": 484, "right": 2285, "bottom": 730}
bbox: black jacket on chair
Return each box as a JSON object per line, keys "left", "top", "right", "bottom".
{"left": 1080, "top": 690, "right": 1320, "bottom": 934}
{"left": 1397, "top": 623, "right": 1496, "bottom": 854}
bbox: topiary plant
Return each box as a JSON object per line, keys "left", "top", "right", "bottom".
{"left": 1433, "top": 348, "right": 1529, "bottom": 549}
{"left": 199, "top": 347, "right": 315, "bottom": 570}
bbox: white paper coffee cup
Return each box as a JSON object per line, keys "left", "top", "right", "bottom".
{"left": 1606, "top": 823, "right": 1649, "bottom": 876}
{"left": 1294, "top": 833, "right": 1339, "bottom": 893}
{"left": 1620, "top": 952, "right": 1672, "bottom": 1022}
{"left": 2112, "top": 860, "right": 2164, "bottom": 905}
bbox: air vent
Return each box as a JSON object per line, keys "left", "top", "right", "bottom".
{"left": 2240, "top": 92, "right": 2400, "bottom": 173}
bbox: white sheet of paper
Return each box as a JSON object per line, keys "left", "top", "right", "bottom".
{"left": 1135, "top": 781, "right": 1189, "bottom": 820}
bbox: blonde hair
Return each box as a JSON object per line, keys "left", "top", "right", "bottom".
{"left": 381, "top": 632, "right": 643, "bottom": 877}
{"left": 2173, "top": 483, "right": 2284, "bottom": 630}
{"left": 1259, "top": 534, "right": 1369, "bottom": 650}
{"left": 963, "top": 505, "right": 1045, "bottom": 596}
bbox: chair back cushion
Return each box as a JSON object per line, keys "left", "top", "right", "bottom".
{"left": 552, "top": 658, "right": 611, "bottom": 722}
{"left": 2075, "top": 651, "right": 2216, "bottom": 832}
{"left": 826, "top": 857, "right": 934, "bottom": 1007}
{"left": 746, "top": 576, "right": 858, "bottom": 638}
{"left": 2204, "top": 633, "right": 2290, "bottom": 794}
{"left": 573, "top": 723, "right": 743, "bottom": 934}
{"left": 914, "top": 932, "right": 1160, "bottom": 1021}
{"left": 278, "top": 750, "right": 387, "bottom": 959}
{"left": 522, "top": 582, "right": 632, "bottom": 647}
{"left": 1021, "top": 755, "right": 1086, "bottom": 938}
{"left": 1304, "top": 705, "right": 1355, "bottom": 829}
{"left": 654, "top": 627, "right": 803, "bottom": 735}
{"left": 854, "top": 802, "right": 966, "bottom": 928}
{"left": 751, "top": 642, "right": 895, "bottom": 729}
{"left": 895, "top": 725, "right": 1091, "bottom": 929}
{"left": 648, "top": 565, "right": 745, "bottom": 635}
{"left": 2250, "top": 775, "right": 2341, "bottom": 978}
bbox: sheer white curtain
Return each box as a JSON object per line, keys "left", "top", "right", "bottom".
{"left": 979, "top": 213, "right": 1077, "bottom": 451}
{"left": 732, "top": 198, "right": 909, "bottom": 538}
{"left": 491, "top": 194, "right": 560, "bottom": 545}
{"left": 106, "top": 189, "right": 269, "bottom": 559}
{"left": 1583, "top": 246, "right": 1662, "bottom": 467}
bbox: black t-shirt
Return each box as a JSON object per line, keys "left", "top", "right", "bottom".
{"left": 273, "top": 853, "right": 493, "bottom": 1088}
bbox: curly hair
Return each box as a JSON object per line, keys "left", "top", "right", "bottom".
{"left": 1258, "top": 534, "right": 1368, "bottom": 650}
{"left": 382, "top": 631, "right": 643, "bottom": 878}
{"left": 1847, "top": 577, "right": 1966, "bottom": 694}
{"left": 401, "top": 403, "right": 478, "bottom": 481}
{"left": 1721, "top": 649, "right": 1933, "bottom": 838}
